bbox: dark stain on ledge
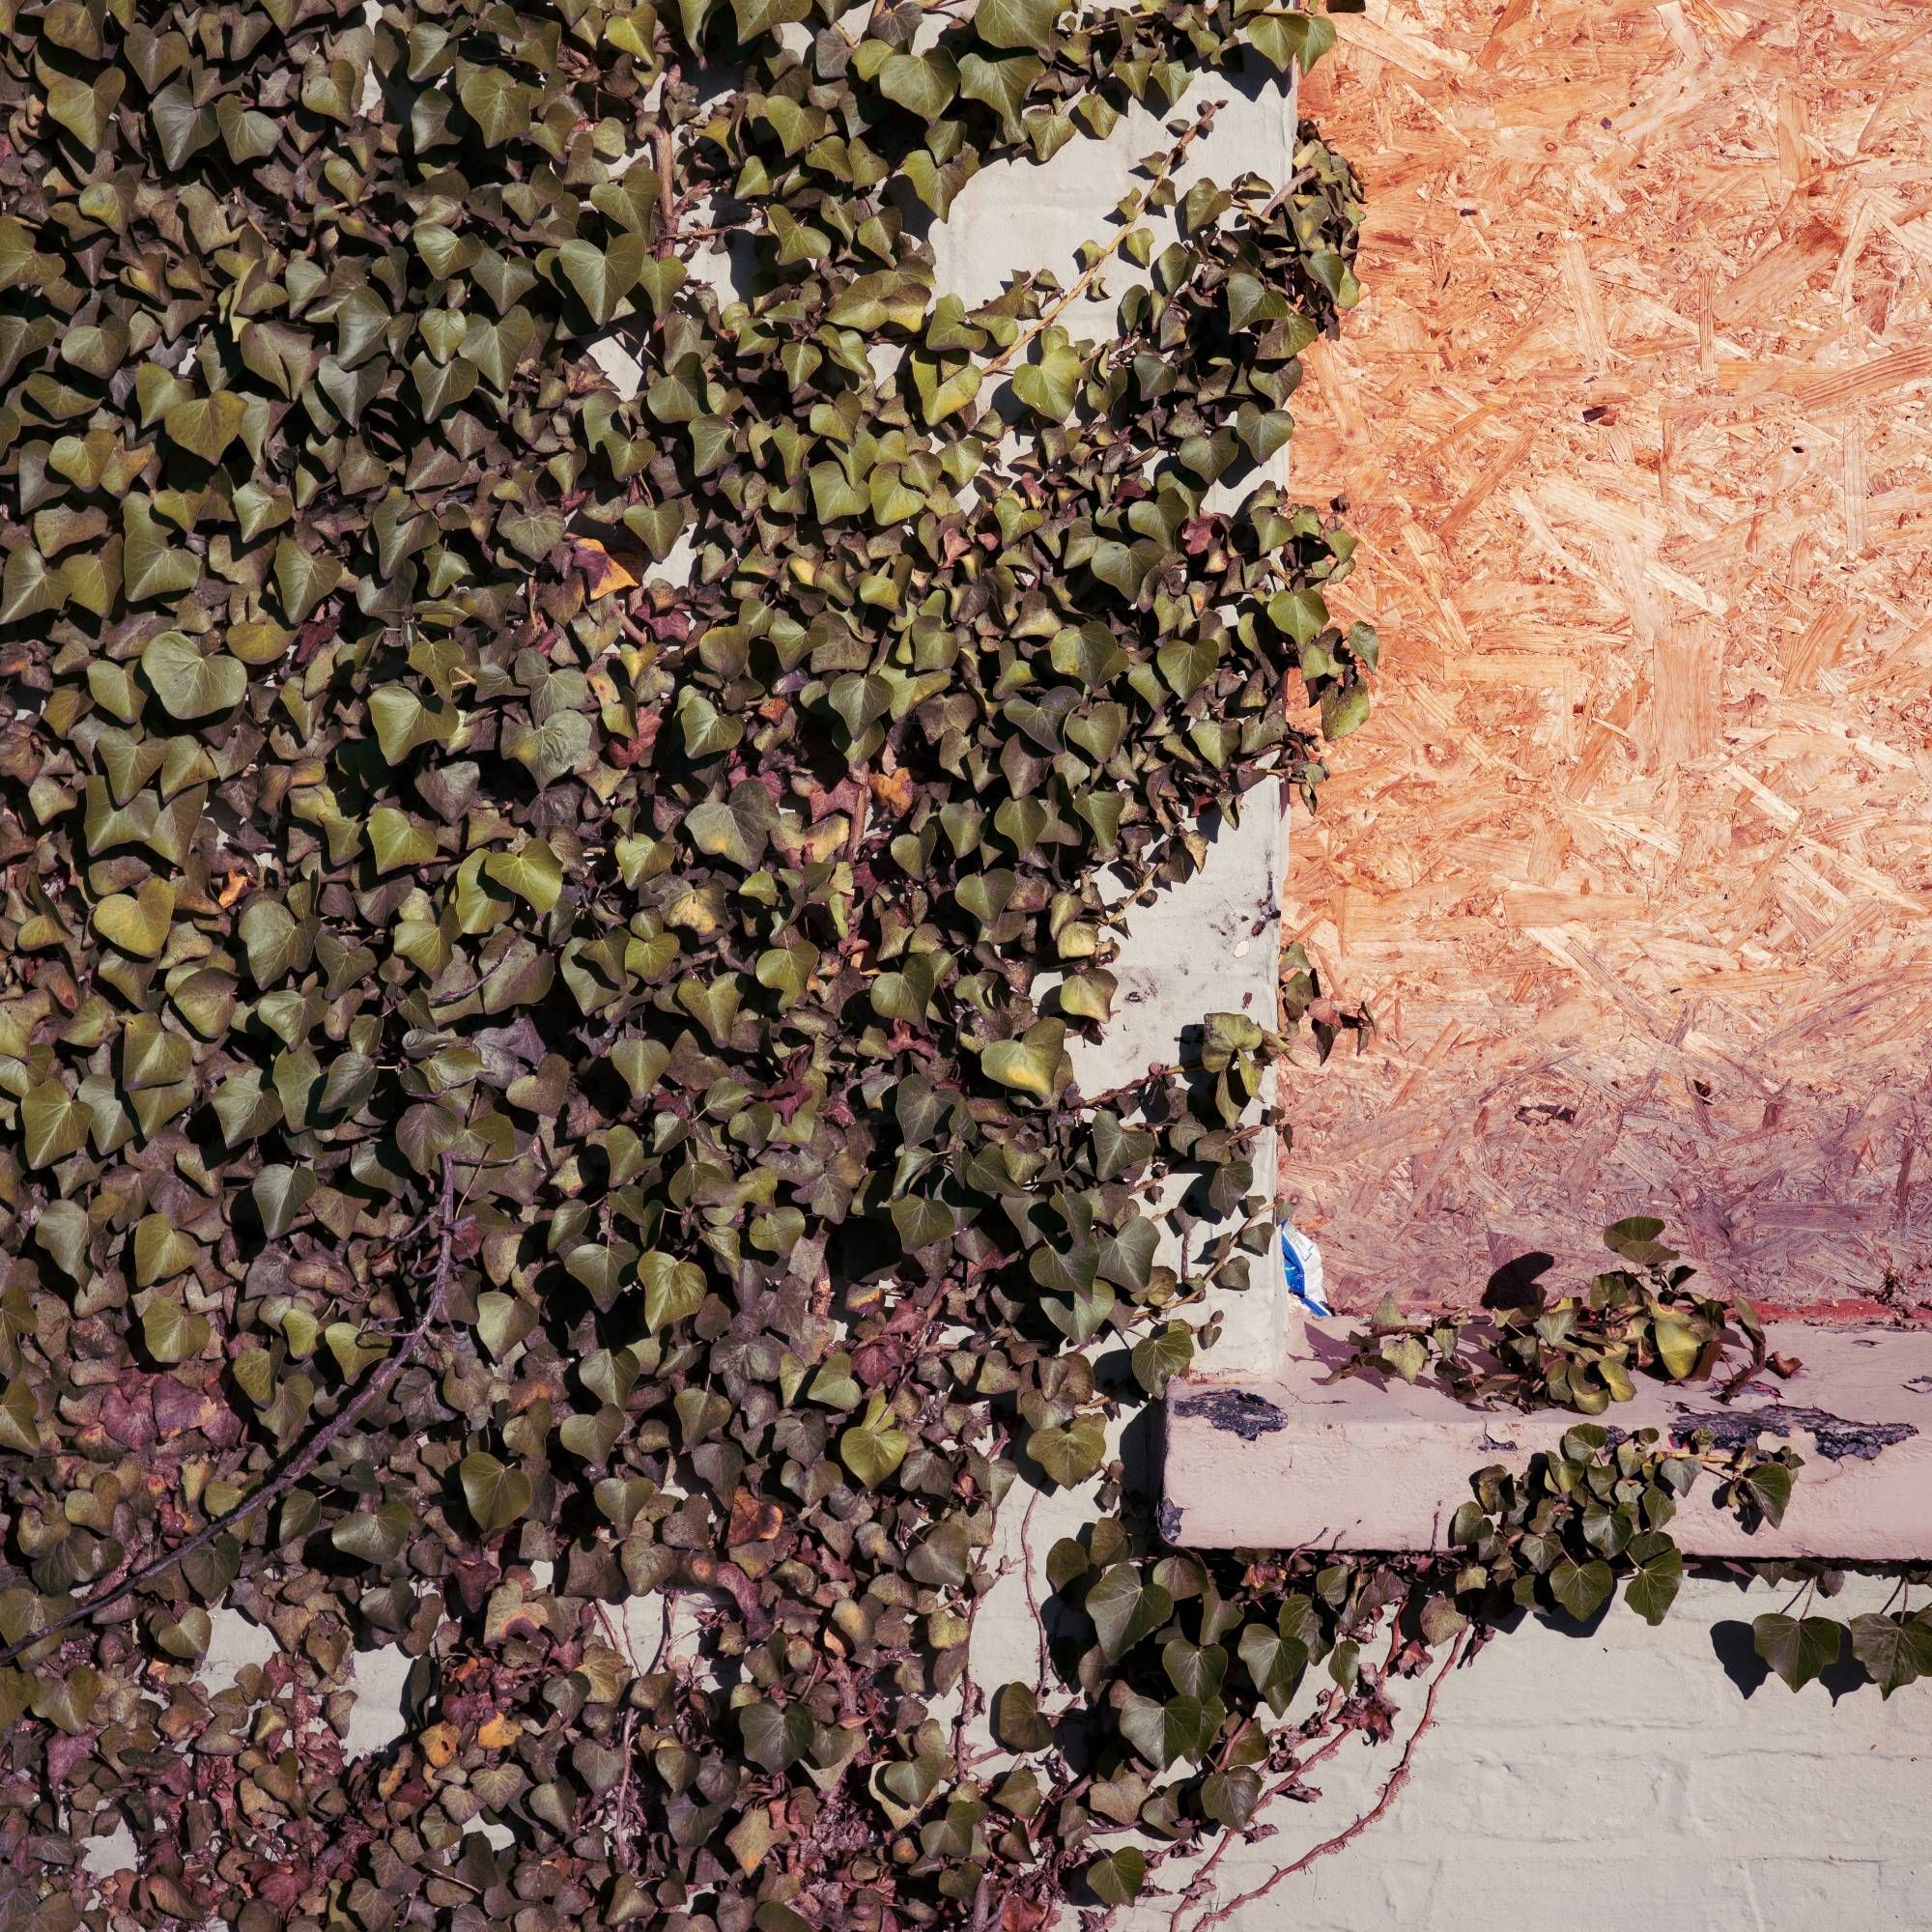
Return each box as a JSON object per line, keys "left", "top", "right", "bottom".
{"left": 1673, "top": 1403, "right": 1918, "bottom": 1463}
{"left": 1172, "top": 1388, "right": 1288, "bottom": 1440}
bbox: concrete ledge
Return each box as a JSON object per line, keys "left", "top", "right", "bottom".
{"left": 1163, "top": 1323, "right": 1932, "bottom": 1559}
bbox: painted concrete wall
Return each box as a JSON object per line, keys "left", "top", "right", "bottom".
{"left": 1110, "top": 1573, "right": 1932, "bottom": 1932}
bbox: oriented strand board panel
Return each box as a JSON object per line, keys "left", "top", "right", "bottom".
{"left": 1276, "top": 0, "right": 1932, "bottom": 1315}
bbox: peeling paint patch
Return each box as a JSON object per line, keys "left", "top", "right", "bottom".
{"left": 1156, "top": 1499, "right": 1183, "bottom": 1543}
{"left": 1673, "top": 1404, "right": 1918, "bottom": 1463}
{"left": 1172, "top": 1387, "right": 1288, "bottom": 1440}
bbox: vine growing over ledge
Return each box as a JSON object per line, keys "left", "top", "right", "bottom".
{"left": 1340, "top": 1220, "right": 1932, "bottom": 1701}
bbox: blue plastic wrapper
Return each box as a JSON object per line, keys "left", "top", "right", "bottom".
{"left": 1280, "top": 1222, "right": 1332, "bottom": 1317}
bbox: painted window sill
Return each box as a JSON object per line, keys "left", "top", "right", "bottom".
{"left": 1162, "top": 1321, "right": 1932, "bottom": 1560}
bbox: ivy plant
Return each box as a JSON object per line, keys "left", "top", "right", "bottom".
{"left": 0, "top": 0, "right": 1396, "bottom": 1923}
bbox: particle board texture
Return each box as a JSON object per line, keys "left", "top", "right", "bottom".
{"left": 1277, "top": 0, "right": 1932, "bottom": 1318}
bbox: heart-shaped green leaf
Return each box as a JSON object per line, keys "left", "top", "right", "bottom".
{"left": 460, "top": 1451, "right": 532, "bottom": 1533}
{"left": 163, "top": 391, "right": 248, "bottom": 462}
{"left": 839, "top": 1393, "right": 909, "bottom": 1490}
{"left": 555, "top": 234, "right": 646, "bottom": 327}
{"left": 1752, "top": 1612, "right": 1844, "bottom": 1691}
{"left": 1087, "top": 1564, "right": 1173, "bottom": 1662}
{"left": 95, "top": 877, "right": 176, "bottom": 956}
{"left": 143, "top": 631, "right": 246, "bottom": 719}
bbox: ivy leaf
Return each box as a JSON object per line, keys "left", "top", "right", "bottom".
{"left": 33, "top": 1200, "right": 91, "bottom": 1279}
{"left": 240, "top": 898, "right": 303, "bottom": 985}
{"left": 1027, "top": 1415, "right": 1104, "bottom": 1488}
{"left": 332, "top": 1502, "right": 412, "bottom": 1565}
{"left": 507, "top": 711, "right": 592, "bottom": 785}
{"left": 740, "top": 1701, "right": 812, "bottom": 1773}
{"left": 1734, "top": 1461, "right": 1794, "bottom": 1528}
{"left": 22, "top": 1082, "right": 91, "bottom": 1168}
{"left": 485, "top": 838, "right": 565, "bottom": 914}
{"left": 273, "top": 539, "right": 345, "bottom": 623}
{"left": 1548, "top": 1555, "right": 1614, "bottom": 1623}
{"left": 991, "top": 1683, "right": 1054, "bottom": 1751}
{"left": 458, "top": 64, "right": 537, "bottom": 144}
{"left": 141, "top": 1297, "right": 212, "bottom": 1363}
{"left": 1116, "top": 1690, "right": 1202, "bottom": 1768}
{"left": 1236, "top": 1623, "right": 1307, "bottom": 1716}
{"left": 461, "top": 1451, "right": 533, "bottom": 1533}
{"left": 95, "top": 877, "right": 175, "bottom": 957}
{"left": 1157, "top": 637, "right": 1219, "bottom": 699}
{"left": 163, "top": 391, "right": 248, "bottom": 462}
{"left": 958, "top": 50, "right": 1044, "bottom": 134}
{"left": 1651, "top": 1317, "right": 1702, "bottom": 1379}
{"left": 1011, "top": 327, "right": 1083, "bottom": 421}
{"left": 1131, "top": 1321, "right": 1193, "bottom": 1397}
{"left": 640, "top": 1251, "right": 707, "bottom": 1330}
{"left": 1087, "top": 1565, "right": 1172, "bottom": 1662}
{"left": 1201, "top": 1767, "right": 1261, "bottom": 1830}
{"left": 47, "top": 69, "right": 125, "bottom": 147}
{"left": 1848, "top": 1612, "right": 1932, "bottom": 1698}
{"left": 877, "top": 52, "right": 957, "bottom": 120}
{"left": 1752, "top": 1612, "right": 1844, "bottom": 1692}
{"left": 982, "top": 1020, "right": 1069, "bottom": 1100}
{"left": 839, "top": 1394, "right": 909, "bottom": 1489}
{"left": 143, "top": 632, "right": 245, "bottom": 719}
{"left": 1321, "top": 681, "right": 1372, "bottom": 740}
{"left": 369, "top": 686, "right": 456, "bottom": 763}
{"left": 0, "top": 543, "right": 61, "bottom": 624}
{"left": 911, "top": 353, "right": 982, "bottom": 426}
{"left": 1268, "top": 588, "right": 1327, "bottom": 646}
{"left": 252, "top": 1164, "right": 318, "bottom": 1240}
{"left": 808, "top": 1353, "right": 863, "bottom": 1410}
{"left": 1085, "top": 1847, "right": 1144, "bottom": 1906}
{"left": 31, "top": 1668, "right": 102, "bottom": 1737}
{"left": 685, "top": 783, "right": 779, "bottom": 868}
{"left": 1603, "top": 1214, "right": 1674, "bottom": 1264}
{"left": 1247, "top": 9, "right": 1338, "bottom": 71}
{"left": 975, "top": 0, "right": 1062, "bottom": 48}
{"left": 1622, "top": 1531, "right": 1683, "bottom": 1627}
{"left": 556, "top": 234, "right": 646, "bottom": 327}
{"left": 123, "top": 497, "right": 202, "bottom": 601}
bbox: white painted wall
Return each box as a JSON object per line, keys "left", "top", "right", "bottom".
{"left": 1108, "top": 1574, "right": 1932, "bottom": 1932}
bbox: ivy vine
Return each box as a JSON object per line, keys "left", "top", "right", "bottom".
{"left": 1343, "top": 1219, "right": 1932, "bottom": 1703}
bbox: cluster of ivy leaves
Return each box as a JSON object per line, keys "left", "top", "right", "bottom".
{"left": 1341, "top": 1221, "right": 1932, "bottom": 1703}
{"left": 1343, "top": 1215, "right": 1781, "bottom": 1413}
{"left": 0, "top": 0, "right": 1421, "bottom": 1923}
